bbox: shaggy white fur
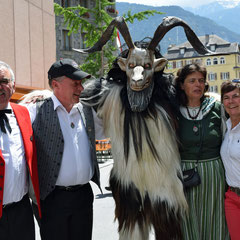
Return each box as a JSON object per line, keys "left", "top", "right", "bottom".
{"left": 19, "top": 89, "right": 52, "bottom": 105}
{"left": 98, "top": 84, "right": 188, "bottom": 215}
{"left": 119, "top": 222, "right": 150, "bottom": 240}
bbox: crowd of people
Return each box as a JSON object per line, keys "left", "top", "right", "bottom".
{"left": 0, "top": 57, "right": 240, "bottom": 240}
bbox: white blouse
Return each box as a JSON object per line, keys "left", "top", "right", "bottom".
{"left": 180, "top": 106, "right": 203, "bottom": 120}
{"left": 220, "top": 119, "right": 240, "bottom": 188}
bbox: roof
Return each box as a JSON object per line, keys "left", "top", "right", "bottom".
{"left": 164, "top": 34, "right": 240, "bottom": 60}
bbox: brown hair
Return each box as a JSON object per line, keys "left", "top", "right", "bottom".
{"left": 174, "top": 63, "right": 209, "bottom": 106}
{"left": 221, "top": 80, "right": 240, "bottom": 102}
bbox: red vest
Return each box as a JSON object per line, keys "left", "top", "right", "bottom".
{"left": 0, "top": 103, "right": 41, "bottom": 218}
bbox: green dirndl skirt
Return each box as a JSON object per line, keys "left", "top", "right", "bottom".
{"left": 181, "top": 157, "right": 229, "bottom": 240}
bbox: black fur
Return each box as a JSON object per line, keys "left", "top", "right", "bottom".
{"left": 110, "top": 174, "right": 183, "bottom": 240}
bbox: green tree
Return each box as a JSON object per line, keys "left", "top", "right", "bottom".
{"left": 54, "top": 0, "right": 163, "bottom": 77}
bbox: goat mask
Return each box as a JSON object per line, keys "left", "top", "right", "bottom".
{"left": 74, "top": 16, "right": 213, "bottom": 112}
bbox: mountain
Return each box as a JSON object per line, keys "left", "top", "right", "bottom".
{"left": 185, "top": 2, "right": 225, "bottom": 14}
{"left": 184, "top": 1, "right": 240, "bottom": 34}
{"left": 115, "top": 2, "right": 240, "bottom": 54}
{"left": 186, "top": 0, "right": 240, "bottom": 13}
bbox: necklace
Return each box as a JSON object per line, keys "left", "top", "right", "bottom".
{"left": 186, "top": 105, "right": 202, "bottom": 120}
{"left": 186, "top": 105, "right": 202, "bottom": 134}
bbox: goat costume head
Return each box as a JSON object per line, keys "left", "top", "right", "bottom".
{"left": 74, "top": 16, "right": 212, "bottom": 112}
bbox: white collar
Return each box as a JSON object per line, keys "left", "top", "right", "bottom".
{"left": 226, "top": 118, "right": 240, "bottom": 131}
{"left": 7, "top": 102, "right": 12, "bottom": 110}
{"left": 51, "top": 94, "right": 80, "bottom": 113}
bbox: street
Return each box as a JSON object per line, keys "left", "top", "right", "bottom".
{"left": 35, "top": 159, "right": 155, "bottom": 239}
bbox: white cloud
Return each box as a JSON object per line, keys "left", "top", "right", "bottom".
{"left": 116, "top": 0, "right": 240, "bottom": 8}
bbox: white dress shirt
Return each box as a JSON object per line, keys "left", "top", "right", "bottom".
{"left": 27, "top": 94, "right": 105, "bottom": 186}
{"left": 220, "top": 119, "right": 240, "bottom": 188}
{"left": 0, "top": 103, "right": 28, "bottom": 204}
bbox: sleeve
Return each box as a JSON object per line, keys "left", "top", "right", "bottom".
{"left": 25, "top": 102, "right": 37, "bottom": 123}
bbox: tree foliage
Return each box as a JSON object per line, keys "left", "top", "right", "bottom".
{"left": 54, "top": 0, "right": 163, "bottom": 77}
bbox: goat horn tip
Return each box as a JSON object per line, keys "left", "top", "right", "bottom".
{"left": 72, "top": 48, "right": 88, "bottom": 54}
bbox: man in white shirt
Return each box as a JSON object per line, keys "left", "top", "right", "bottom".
{"left": 0, "top": 61, "right": 41, "bottom": 240}
{"left": 28, "top": 59, "right": 103, "bottom": 240}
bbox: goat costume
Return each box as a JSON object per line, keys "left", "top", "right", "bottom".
{"left": 76, "top": 16, "right": 214, "bottom": 240}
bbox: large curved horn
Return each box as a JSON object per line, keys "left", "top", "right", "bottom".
{"left": 148, "top": 16, "right": 213, "bottom": 55}
{"left": 73, "top": 16, "right": 134, "bottom": 53}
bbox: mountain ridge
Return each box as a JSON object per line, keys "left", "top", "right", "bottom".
{"left": 116, "top": 2, "right": 240, "bottom": 54}
{"left": 184, "top": 1, "right": 240, "bottom": 34}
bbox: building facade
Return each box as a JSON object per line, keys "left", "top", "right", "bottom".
{"left": 55, "top": 0, "right": 117, "bottom": 65}
{"left": 164, "top": 34, "right": 240, "bottom": 94}
{"left": 0, "top": 0, "right": 56, "bottom": 101}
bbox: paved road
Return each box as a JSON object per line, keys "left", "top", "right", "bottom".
{"left": 35, "top": 159, "right": 155, "bottom": 239}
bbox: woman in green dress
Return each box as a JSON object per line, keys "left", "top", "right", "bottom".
{"left": 174, "top": 63, "right": 229, "bottom": 240}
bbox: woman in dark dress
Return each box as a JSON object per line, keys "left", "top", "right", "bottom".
{"left": 174, "top": 63, "right": 229, "bottom": 240}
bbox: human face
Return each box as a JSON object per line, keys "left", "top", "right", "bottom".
{"left": 222, "top": 88, "right": 240, "bottom": 119}
{"left": 0, "top": 67, "right": 15, "bottom": 110}
{"left": 181, "top": 71, "right": 205, "bottom": 106}
{"left": 52, "top": 77, "right": 84, "bottom": 112}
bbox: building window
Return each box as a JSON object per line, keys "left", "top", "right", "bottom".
{"left": 238, "top": 55, "right": 240, "bottom": 64}
{"left": 206, "top": 58, "right": 211, "bottom": 66}
{"left": 220, "top": 72, "right": 230, "bottom": 80}
{"left": 195, "top": 59, "right": 202, "bottom": 65}
{"left": 62, "top": 30, "right": 71, "bottom": 51}
{"left": 186, "top": 59, "right": 192, "bottom": 65}
{"left": 180, "top": 48, "right": 185, "bottom": 55}
{"left": 210, "top": 44, "right": 216, "bottom": 51}
{"left": 80, "top": 0, "right": 88, "bottom": 7}
{"left": 167, "top": 62, "right": 173, "bottom": 69}
{"left": 213, "top": 57, "right": 218, "bottom": 65}
{"left": 220, "top": 57, "right": 225, "bottom": 64}
{"left": 208, "top": 72, "right": 217, "bottom": 81}
{"left": 210, "top": 85, "right": 218, "bottom": 93}
{"left": 176, "top": 61, "right": 182, "bottom": 68}
{"left": 172, "top": 61, "right": 176, "bottom": 69}
{"left": 61, "top": 0, "right": 70, "bottom": 7}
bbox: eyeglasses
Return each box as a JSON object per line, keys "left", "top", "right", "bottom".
{"left": 0, "top": 78, "right": 11, "bottom": 85}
